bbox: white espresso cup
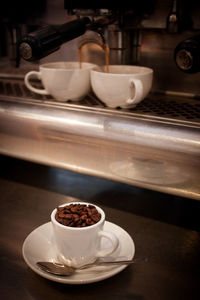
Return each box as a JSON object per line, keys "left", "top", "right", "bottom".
{"left": 24, "top": 61, "right": 96, "bottom": 101}
{"left": 51, "top": 202, "right": 119, "bottom": 267}
{"left": 91, "top": 65, "right": 153, "bottom": 108}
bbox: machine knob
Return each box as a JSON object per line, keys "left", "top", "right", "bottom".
{"left": 174, "top": 34, "right": 200, "bottom": 73}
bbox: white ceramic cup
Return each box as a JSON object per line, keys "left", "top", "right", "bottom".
{"left": 51, "top": 202, "right": 119, "bottom": 267}
{"left": 91, "top": 65, "right": 153, "bottom": 108}
{"left": 24, "top": 61, "right": 96, "bottom": 101}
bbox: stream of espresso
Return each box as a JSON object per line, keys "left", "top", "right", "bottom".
{"left": 103, "top": 44, "right": 110, "bottom": 73}
{"left": 79, "top": 43, "right": 110, "bottom": 73}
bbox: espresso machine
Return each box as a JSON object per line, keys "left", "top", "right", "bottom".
{"left": 0, "top": 0, "right": 200, "bottom": 201}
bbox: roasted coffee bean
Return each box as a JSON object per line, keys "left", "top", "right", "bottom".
{"left": 62, "top": 219, "right": 71, "bottom": 226}
{"left": 70, "top": 207, "right": 77, "bottom": 213}
{"left": 86, "top": 218, "right": 91, "bottom": 225}
{"left": 66, "top": 214, "right": 73, "bottom": 219}
{"left": 57, "top": 207, "right": 64, "bottom": 212}
{"left": 55, "top": 203, "right": 101, "bottom": 227}
{"left": 80, "top": 214, "right": 87, "bottom": 220}
{"left": 80, "top": 211, "right": 86, "bottom": 215}
{"left": 58, "top": 212, "right": 66, "bottom": 218}
{"left": 91, "top": 214, "right": 101, "bottom": 223}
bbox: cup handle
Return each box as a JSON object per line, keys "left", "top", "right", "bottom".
{"left": 96, "top": 231, "right": 119, "bottom": 257}
{"left": 24, "top": 71, "right": 49, "bottom": 95}
{"left": 126, "top": 78, "right": 143, "bottom": 105}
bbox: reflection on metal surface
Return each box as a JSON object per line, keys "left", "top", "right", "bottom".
{"left": 110, "top": 158, "right": 189, "bottom": 186}
{"left": 0, "top": 75, "right": 200, "bottom": 200}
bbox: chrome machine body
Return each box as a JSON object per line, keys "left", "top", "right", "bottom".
{"left": 0, "top": 1, "right": 200, "bottom": 200}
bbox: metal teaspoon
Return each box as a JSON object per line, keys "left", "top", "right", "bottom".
{"left": 36, "top": 257, "right": 148, "bottom": 276}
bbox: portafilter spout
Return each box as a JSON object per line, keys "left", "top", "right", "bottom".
{"left": 19, "top": 15, "right": 113, "bottom": 62}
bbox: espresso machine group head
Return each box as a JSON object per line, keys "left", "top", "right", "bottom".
{"left": 19, "top": 9, "right": 116, "bottom": 62}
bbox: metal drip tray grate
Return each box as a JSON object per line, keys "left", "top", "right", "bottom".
{"left": 0, "top": 76, "right": 52, "bottom": 101}
{"left": 131, "top": 97, "right": 200, "bottom": 123}
{"left": 0, "top": 74, "right": 200, "bottom": 125}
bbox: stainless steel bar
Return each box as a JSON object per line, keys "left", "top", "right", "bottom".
{"left": 0, "top": 95, "right": 199, "bottom": 200}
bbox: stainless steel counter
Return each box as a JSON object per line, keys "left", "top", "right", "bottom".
{"left": 0, "top": 155, "right": 200, "bottom": 299}
{"left": 0, "top": 83, "right": 200, "bottom": 200}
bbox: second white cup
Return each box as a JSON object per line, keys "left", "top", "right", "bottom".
{"left": 24, "top": 61, "right": 96, "bottom": 101}
{"left": 91, "top": 65, "right": 153, "bottom": 108}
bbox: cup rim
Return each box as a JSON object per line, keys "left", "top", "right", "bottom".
{"left": 51, "top": 201, "right": 105, "bottom": 230}
{"left": 40, "top": 61, "right": 97, "bottom": 71}
{"left": 91, "top": 64, "right": 153, "bottom": 75}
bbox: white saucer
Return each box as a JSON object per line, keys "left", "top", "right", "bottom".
{"left": 22, "top": 221, "right": 135, "bottom": 284}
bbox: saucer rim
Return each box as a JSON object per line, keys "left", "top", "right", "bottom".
{"left": 22, "top": 221, "right": 135, "bottom": 284}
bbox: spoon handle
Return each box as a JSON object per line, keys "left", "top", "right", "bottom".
{"left": 80, "top": 257, "right": 148, "bottom": 269}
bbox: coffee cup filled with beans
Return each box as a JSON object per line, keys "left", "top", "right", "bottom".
{"left": 51, "top": 201, "right": 119, "bottom": 267}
